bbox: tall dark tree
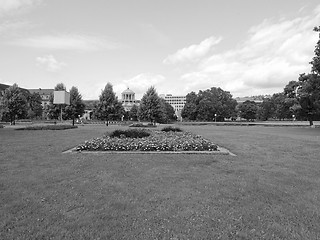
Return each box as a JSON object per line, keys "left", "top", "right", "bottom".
{"left": 181, "top": 92, "right": 198, "bottom": 120}
{"left": 1, "top": 83, "right": 28, "bottom": 124}
{"left": 129, "top": 104, "right": 139, "bottom": 121}
{"left": 27, "top": 92, "right": 43, "bottom": 119}
{"left": 256, "top": 97, "right": 274, "bottom": 121}
{"left": 94, "top": 83, "right": 124, "bottom": 121}
{"left": 138, "top": 86, "right": 162, "bottom": 123}
{"left": 64, "top": 86, "right": 85, "bottom": 125}
{"left": 159, "top": 98, "right": 176, "bottom": 123}
{"left": 238, "top": 100, "right": 258, "bottom": 121}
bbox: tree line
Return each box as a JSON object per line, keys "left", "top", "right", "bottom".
{"left": 0, "top": 82, "right": 176, "bottom": 125}
{"left": 1, "top": 26, "right": 320, "bottom": 126}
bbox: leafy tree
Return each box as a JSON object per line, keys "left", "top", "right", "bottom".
{"left": 94, "top": 83, "right": 124, "bottom": 121}
{"left": 238, "top": 100, "right": 258, "bottom": 121}
{"left": 138, "top": 86, "right": 162, "bottom": 123}
{"left": 64, "top": 86, "right": 85, "bottom": 125}
{"left": 129, "top": 104, "right": 139, "bottom": 121}
{"left": 256, "top": 97, "right": 273, "bottom": 121}
{"left": 296, "top": 73, "right": 320, "bottom": 125}
{"left": 181, "top": 92, "right": 198, "bottom": 120}
{"left": 1, "top": 83, "right": 28, "bottom": 124}
{"left": 182, "top": 87, "right": 237, "bottom": 121}
{"left": 282, "top": 26, "right": 320, "bottom": 126}
{"left": 159, "top": 98, "right": 177, "bottom": 123}
{"left": 27, "top": 92, "right": 43, "bottom": 119}
{"left": 271, "top": 93, "right": 294, "bottom": 120}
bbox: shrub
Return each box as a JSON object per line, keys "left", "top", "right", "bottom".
{"left": 109, "top": 129, "right": 150, "bottom": 138}
{"left": 129, "top": 123, "right": 157, "bottom": 128}
{"left": 0, "top": 124, "right": 4, "bottom": 128}
{"left": 161, "top": 126, "right": 183, "bottom": 132}
{"left": 15, "top": 125, "right": 78, "bottom": 130}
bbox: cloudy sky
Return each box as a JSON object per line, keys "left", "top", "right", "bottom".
{"left": 1, "top": 0, "right": 320, "bottom": 100}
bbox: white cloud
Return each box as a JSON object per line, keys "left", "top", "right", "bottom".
{"left": 163, "top": 36, "right": 222, "bottom": 64}
{"left": 0, "top": 20, "right": 34, "bottom": 36}
{"left": 113, "top": 73, "right": 166, "bottom": 99}
{"left": 175, "top": 5, "right": 320, "bottom": 97}
{"left": 11, "top": 33, "right": 122, "bottom": 51}
{"left": 36, "top": 55, "right": 66, "bottom": 72}
{"left": 0, "top": 0, "right": 41, "bottom": 15}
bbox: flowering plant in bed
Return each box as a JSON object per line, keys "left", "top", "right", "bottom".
{"left": 76, "top": 129, "right": 218, "bottom": 152}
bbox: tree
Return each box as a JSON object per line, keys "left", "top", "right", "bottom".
{"left": 285, "top": 26, "right": 320, "bottom": 126}
{"left": 129, "top": 104, "right": 139, "bottom": 121}
{"left": 181, "top": 87, "right": 237, "bottom": 121}
{"left": 1, "top": 83, "right": 28, "bottom": 124}
{"left": 256, "top": 97, "right": 274, "bottom": 121}
{"left": 27, "top": 92, "right": 43, "bottom": 119}
{"left": 94, "top": 83, "right": 124, "bottom": 121}
{"left": 64, "top": 86, "right": 85, "bottom": 125}
{"left": 181, "top": 92, "right": 198, "bottom": 120}
{"left": 296, "top": 73, "right": 320, "bottom": 125}
{"left": 238, "top": 100, "right": 258, "bottom": 121}
{"left": 159, "top": 98, "right": 177, "bottom": 123}
{"left": 138, "top": 86, "right": 162, "bottom": 123}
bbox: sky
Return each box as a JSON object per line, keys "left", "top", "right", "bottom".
{"left": 1, "top": 0, "right": 320, "bottom": 100}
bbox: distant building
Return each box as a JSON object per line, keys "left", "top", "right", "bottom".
{"left": 160, "top": 94, "right": 186, "bottom": 121}
{"left": 235, "top": 95, "right": 271, "bottom": 104}
{"left": 28, "top": 88, "right": 54, "bottom": 108}
{"left": 121, "top": 88, "right": 139, "bottom": 111}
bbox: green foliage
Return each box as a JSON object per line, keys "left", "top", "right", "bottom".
{"left": 129, "top": 123, "right": 157, "bottom": 128}
{"left": 161, "top": 126, "right": 183, "bottom": 132}
{"left": 182, "top": 87, "right": 237, "bottom": 121}
{"left": 109, "top": 129, "right": 151, "bottom": 138}
{"left": 181, "top": 92, "right": 198, "bottom": 120}
{"left": 27, "top": 92, "right": 43, "bottom": 119}
{"left": 0, "top": 124, "right": 4, "bottom": 128}
{"left": 159, "top": 98, "right": 177, "bottom": 123}
{"left": 129, "top": 104, "right": 139, "bottom": 121}
{"left": 15, "top": 125, "right": 78, "bottom": 130}
{"left": 94, "top": 83, "right": 124, "bottom": 121}
{"left": 1, "top": 83, "right": 28, "bottom": 124}
{"left": 238, "top": 100, "right": 258, "bottom": 121}
{"left": 64, "top": 86, "right": 85, "bottom": 125}
{"left": 138, "top": 86, "right": 162, "bottom": 123}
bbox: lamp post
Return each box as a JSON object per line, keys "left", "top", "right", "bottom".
{"left": 214, "top": 113, "right": 217, "bottom": 122}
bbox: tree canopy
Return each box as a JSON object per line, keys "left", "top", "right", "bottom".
{"left": 182, "top": 87, "right": 237, "bottom": 121}
{"left": 94, "top": 83, "right": 124, "bottom": 121}
{"left": 1, "top": 83, "right": 28, "bottom": 124}
{"left": 65, "top": 86, "right": 85, "bottom": 125}
{"left": 138, "top": 86, "right": 162, "bottom": 123}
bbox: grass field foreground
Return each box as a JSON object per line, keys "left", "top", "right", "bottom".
{"left": 1, "top": 124, "right": 320, "bottom": 239}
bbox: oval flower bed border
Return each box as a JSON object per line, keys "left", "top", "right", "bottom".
{"left": 63, "top": 130, "right": 236, "bottom": 156}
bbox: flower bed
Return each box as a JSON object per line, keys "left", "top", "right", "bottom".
{"left": 76, "top": 130, "right": 217, "bottom": 152}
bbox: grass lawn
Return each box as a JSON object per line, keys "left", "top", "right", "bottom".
{"left": 1, "top": 124, "right": 320, "bottom": 239}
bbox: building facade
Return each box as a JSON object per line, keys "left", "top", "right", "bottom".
{"left": 160, "top": 94, "right": 186, "bottom": 121}
{"left": 121, "top": 88, "right": 139, "bottom": 111}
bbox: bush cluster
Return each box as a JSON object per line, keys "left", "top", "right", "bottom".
{"left": 15, "top": 125, "right": 78, "bottom": 130}
{"left": 109, "top": 129, "right": 150, "bottom": 138}
{"left": 0, "top": 125, "right": 4, "bottom": 129}
{"left": 161, "top": 126, "right": 183, "bottom": 132}
{"left": 76, "top": 130, "right": 217, "bottom": 152}
{"left": 129, "top": 123, "right": 157, "bottom": 128}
